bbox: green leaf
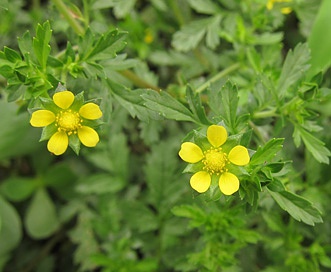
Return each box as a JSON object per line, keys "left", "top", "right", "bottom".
{"left": 1, "top": 177, "right": 37, "bottom": 202}
{"left": 186, "top": 85, "right": 210, "bottom": 125}
{"left": 172, "top": 204, "right": 205, "bottom": 224}
{"left": 208, "top": 80, "right": 239, "bottom": 133}
{"left": 81, "top": 29, "right": 127, "bottom": 61}
{"left": 187, "top": 0, "right": 220, "bottom": 14}
{"left": 108, "top": 80, "right": 162, "bottom": 122}
{"left": 308, "top": 0, "right": 331, "bottom": 76}
{"left": 141, "top": 90, "right": 198, "bottom": 122}
{"left": 17, "top": 31, "right": 33, "bottom": 57}
{"left": 76, "top": 173, "right": 125, "bottom": 194}
{"left": 0, "top": 99, "right": 40, "bottom": 160}
{"left": 268, "top": 189, "right": 323, "bottom": 226}
{"left": 25, "top": 188, "right": 60, "bottom": 239}
{"left": 172, "top": 16, "right": 220, "bottom": 52}
{"left": 250, "top": 138, "right": 284, "bottom": 165}
{"left": 0, "top": 196, "right": 22, "bottom": 256}
{"left": 277, "top": 43, "right": 311, "bottom": 98}
{"left": 33, "top": 21, "right": 52, "bottom": 70}
{"left": 293, "top": 125, "right": 330, "bottom": 164}
{"left": 3, "top": 46, "right": 21, "bottom": 62}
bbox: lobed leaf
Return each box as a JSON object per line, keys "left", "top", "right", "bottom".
{"left": 250, "top": 138, "right": 284, "bottom": 165}
{"left": 32, "top": 21, "right": 52, "bottom": 70}
{"left": 268, "top": 189, "right": 323, "bottom": 226}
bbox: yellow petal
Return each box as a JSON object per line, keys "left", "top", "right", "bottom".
{"left": 190, "top": 171, "right": 211, "bottom": 193}
{"left": 219, "top": 172, "right": 239, "bottom": 195}
{"left": 207, "top": 125, "right": 227, "bottom": 147}
{"left": 30, "top": 110, "right": 55, "bottom": 127}
{"left": 47, "top": 131, "right": 68, "bottom": 155}
{"left": 178, "top": 142, "right": 204, "bottom": 163}
{"left": 77, "top": 126, "right": 99, "bottom": 147}
{"left": 228, "top": 145, "right": 250, "bottom": 166}
{"left": 266, "top": 0, "right": 274, "bottom": 10}
{"left": 53, "top": 91, "right": 74, "bottom": 109}
{"left": 79, "top": 103, "right": 102, "bottom": 120}
{"left": 281, "top": 7, "right": 292, "bottom": 14}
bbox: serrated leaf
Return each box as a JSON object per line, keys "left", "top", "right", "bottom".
{"left": 187, "top": 0, "right": 220, "bottom": 14}
{"left": 82, "top": 29, "right": 127, "bottom": 61}
{"left": 25, "top": 188, "right": 60, "bottom": 239}
{"left": 206, "top": 15, "right": 221, "bottom": 49}
{"left": 186, "top": 85, "right": 210, "bottom": 125}
{"left": 142, "top": 90, "right": 198, "bottom": 123}
{"left": 108, "top": 80, "right": 162, "bottom": 122}
{"left": 277, "top": 43, "right": 311, "bottom": 98}
{"left": 294, "top": 125, "right": 330, "bottom": 164}
{"left": 250, "top": 138, "right": 284, "bottom": 165}
{"left": 33, "top": 21, "right": 52, "bottom": 70}
{"left": 172, "top": 17, "right": 217, "bottom": 52}
{"left": 208, "top": 80, "right": 239, "bottom": 133}
{"left": 268, "top": 189, "right": 323, "bottom": 226}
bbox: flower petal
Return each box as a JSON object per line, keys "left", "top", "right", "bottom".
{"left": 228, "top": 145, "right": 250, "bottom": 166}
{"left": 77, "top": 126, "right": 99, "bottom": 147}
{"left": 190, "top": 171, "right": 211, "bottom": 193}
{"left": 47, "top": 131, "right": 68, "bottom": 155}
{"left": 207, "top": 125, "right": 227, "bottom": 147}
{"left": 53, "top": 91, "right": 74, "bottom": 109}
{"left": 30, "top": 110, "right": 55, "bottom": 127}
{"left": 79, "top": 103, "right": 102, "bottom": 120}
{"left": 219, "top": 172, "right": 239, "bottom": 195}
{"left": 179, "top": 142, "right": 204, "bottom": 163}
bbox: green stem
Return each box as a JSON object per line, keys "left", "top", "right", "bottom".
{"left": 253, "top": 108, "right": 278, "bottom": 119}
{"left": 249, "top": 120, "right": 267, "bottom": 144}
{"left": 52, "top": 0, "right": 85, "bottom": 36}
{"left": 195, "top": 63, "right": 241, "bottom": 93}
{"left": 118, "top": 70, "right": 161, "bottom": 92}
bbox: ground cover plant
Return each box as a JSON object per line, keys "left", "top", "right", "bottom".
{"left": 0, "top": 0, "right": 331, "bottom": 271}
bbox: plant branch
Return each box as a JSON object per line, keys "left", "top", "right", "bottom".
{"left": 118, "top": 70, "right": 161, "bottom": 92}
{"left": 195, "top": 63, "right": 241, "bottom": 93}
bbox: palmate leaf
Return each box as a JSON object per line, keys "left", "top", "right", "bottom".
{"left": 268, "top": 189, "right": 323, "bottom": 226}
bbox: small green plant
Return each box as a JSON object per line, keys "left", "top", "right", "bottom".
{"left": 0, "top": 0, "right": 331, "bottom": 271}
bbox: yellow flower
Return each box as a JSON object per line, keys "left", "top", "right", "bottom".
{"left": 267, "top": 0, "right": 292, "bottom": 14}
{"left": 179, "top": 125, "right": 250, "bottom": 195}
{"left": 30, "top": 90, "right": 102, "bottom": 155}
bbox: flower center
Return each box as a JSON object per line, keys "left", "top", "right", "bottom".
{"left": 56, "top": 110, "right": 82, "bottom": 135}
{"left": 203, "top": 148, "right": 228, "bottom": 175}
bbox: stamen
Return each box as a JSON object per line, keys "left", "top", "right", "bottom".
{"left": 202, "top": 147, "right": 228, "bottom": 175}
{"left": 56, "top": 110, "right": 82, "bottom": 134}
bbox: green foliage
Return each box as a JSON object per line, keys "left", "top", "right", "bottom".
{"left": 0, "top": 0, "right": 331, "bottom": 271}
